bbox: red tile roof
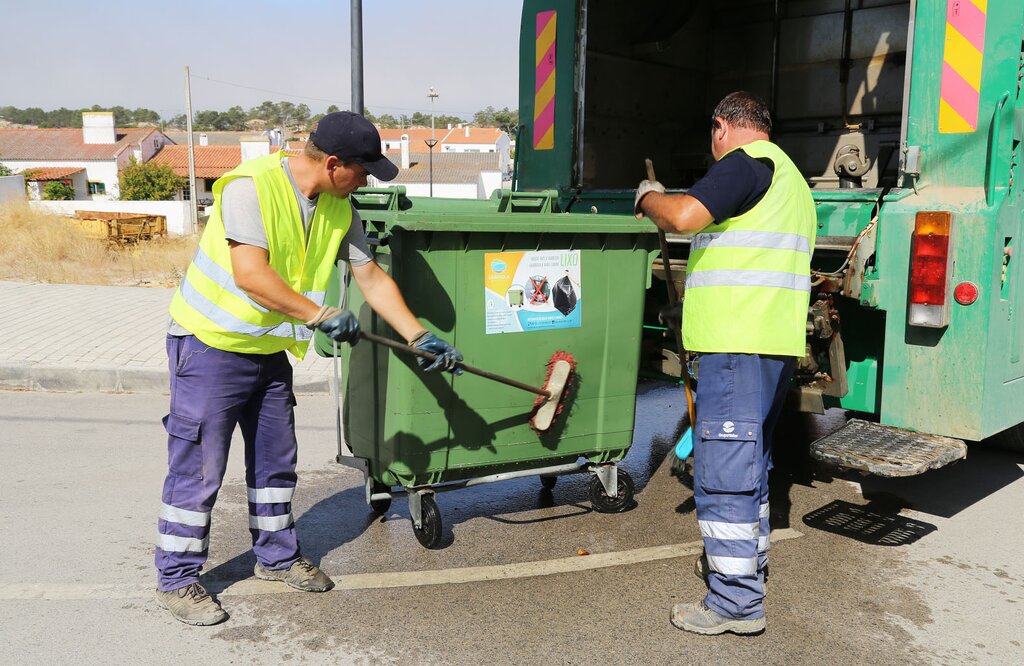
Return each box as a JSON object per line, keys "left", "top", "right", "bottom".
{"left": 443, "top": 127, "right": 505, "bottom": 145}
{"left": 20, "top": 166, "right": 85, "bottom": 180}
{"left": 149, "top": 145, "right": 241, "bottom": 178}
{"left": 0, "top": 127, "right": 158, "bottom": 160}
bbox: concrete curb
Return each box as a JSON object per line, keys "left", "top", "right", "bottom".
{"left": 0, "top": 362, "right": 332, "bottom": 395}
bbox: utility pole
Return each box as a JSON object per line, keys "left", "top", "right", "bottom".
{"left": 184, "top": 65, "right": 198, "bottom": 234}
{"left": 351, "top": 0, "right": 364, "bottom": 115}
{"left": 426, "top": 86, "right": 439, "bottom": 197}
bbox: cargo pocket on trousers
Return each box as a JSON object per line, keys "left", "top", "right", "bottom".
{"left": 696, "top": 419, "right": 760, "bottom": 493}
{"left": 163, "top": 412, "right": 203, "bottom": 479}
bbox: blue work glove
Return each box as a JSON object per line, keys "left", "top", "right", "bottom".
{"left": 306, "top": 306, "right": 360, "bottom": 345}
{"left": 409, "top": 331, "right": 464, "bottom": 375}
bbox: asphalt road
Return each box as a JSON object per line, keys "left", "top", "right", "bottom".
{"left": 1, "top": 385, "right": 1022, "bottom": 665}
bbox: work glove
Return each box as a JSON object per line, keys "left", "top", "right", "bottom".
{"left": 409, "top": 330, "right": 464, "bottom": 375}
{"left": 306, "top": 306, "right": 360, "bottom": 345}
{"left": 634, "top": 179, "right": 666, "bottom": 218}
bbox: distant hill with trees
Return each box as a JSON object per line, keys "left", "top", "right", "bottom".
{"left": 0, "top": 102, "right": 519, "bottom": 134}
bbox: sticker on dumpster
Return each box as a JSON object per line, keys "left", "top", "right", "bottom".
{"left": 485, "top": 250, "right": 581, "bottom": 334}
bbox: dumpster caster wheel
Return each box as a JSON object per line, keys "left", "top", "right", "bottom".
{"left": 369, "top": 481, "right": 392, "bottom": 515}
{"left": 589, "top": 469, "right": 635, "bottom": 513}
{"left": 413, "top": 495, "right": 443, "bottom": 549}
{"left": 540, "top": 475, "right": 558, "bottom": 490}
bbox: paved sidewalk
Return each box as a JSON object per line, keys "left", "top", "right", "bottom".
{"left": 0, "top": 281, "right": 335, "bottom": 394}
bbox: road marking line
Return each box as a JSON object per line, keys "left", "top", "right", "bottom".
{"left": 0, "top": 529, "right": 802, "bottom": 600}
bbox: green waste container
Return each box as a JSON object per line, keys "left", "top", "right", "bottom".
{"left": 316, "top": 189, "right": 658, "bottom": 547}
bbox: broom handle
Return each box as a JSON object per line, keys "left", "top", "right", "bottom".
{"left": 645, "top": 158, "right": 697, "bottom": 428}
{"left": 359, "top": 331, "right": 550, "bottom": 397}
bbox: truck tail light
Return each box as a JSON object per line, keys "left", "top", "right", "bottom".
{"left": 909, "top": 211, "right": 953, "bottom": 328}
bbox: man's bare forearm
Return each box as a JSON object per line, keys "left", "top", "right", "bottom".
{"left": 641, "top": 192, "right": 715, "bottom": 235}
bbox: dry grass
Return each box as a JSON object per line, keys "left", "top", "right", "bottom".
{"left": 0, "top": 203, "right": 197, "bottom": 286}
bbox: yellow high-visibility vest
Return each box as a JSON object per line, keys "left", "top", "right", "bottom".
{"left": 683, "top": 140, "right": 817, "bottom": 357}
{"left": 169, "top": 152, "right": 352, "bottom": 359}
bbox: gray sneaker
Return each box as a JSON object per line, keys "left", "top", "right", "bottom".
{"left": 155, "top": 582, "right": 228, "bottom": 626}
{"left": 254, "top": 557, "right": 335, "bottom": 592}
{"left": 671, "top": 601, "right": 765, "bottom": 635}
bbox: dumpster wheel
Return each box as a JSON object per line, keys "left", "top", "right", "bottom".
{"left": 412, "top": 494, "right": 443, "bottom": 549}
{"left": 540, "top": 475, "right": 558, "bottom": 490}
{"left": 589, "top": 469, "right": 635, "bottom": 513}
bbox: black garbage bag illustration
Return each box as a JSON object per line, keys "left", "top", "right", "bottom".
{"left": 552, "top": 275, "right": 578, "bottom": 316}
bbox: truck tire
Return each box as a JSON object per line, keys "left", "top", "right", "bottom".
{"left": 989, "top": 423, "right": 1024, "bottom": 453}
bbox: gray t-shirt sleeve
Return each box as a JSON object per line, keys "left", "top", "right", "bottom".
{"left": 342, "top": 207, "right": 373, "bottom": 267}
{"left": 221, "top": 177, "right": 268, "bottom": 249}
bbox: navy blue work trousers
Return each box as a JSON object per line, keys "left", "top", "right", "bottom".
{"left": 693, "top": 352, "right": 795, "bottom": 620}
{"left": 154, "top": 334, "right": 302, "bottom": 592}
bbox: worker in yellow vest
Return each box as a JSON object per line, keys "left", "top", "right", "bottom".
{"left": 635, "top": 92, "right": 816, "bottom": 636}
{"left": 154, "top": 112, "right": 462, "bottom": 626}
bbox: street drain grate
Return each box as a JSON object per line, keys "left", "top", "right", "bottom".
{"left": 810, "top": 418, "right": 966, "bottom": 477}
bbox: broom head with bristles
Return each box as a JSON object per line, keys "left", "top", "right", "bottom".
{"left": 530, "top": 350, "right": 577, "bottom": 432}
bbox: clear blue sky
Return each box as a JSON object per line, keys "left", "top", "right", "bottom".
{"left": 1, "top": 0, "right": 524, "bottom": 121}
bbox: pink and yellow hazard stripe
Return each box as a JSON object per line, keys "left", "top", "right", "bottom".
{"left": 533, "top": 10, "right": 557, "bottom": 150}
{"left": 939, "top": 0, "right": 988, "bottom": 133}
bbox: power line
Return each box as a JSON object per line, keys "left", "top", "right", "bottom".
{"left": 191, "top": 73, "right": 479, "bottom": 117}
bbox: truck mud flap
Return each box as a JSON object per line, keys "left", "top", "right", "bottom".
{"left": 810, "top": 419, "right": 966, "bottom": 477}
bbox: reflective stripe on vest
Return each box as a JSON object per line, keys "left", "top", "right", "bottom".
{"left": 168, "top": 152, "right": 350, "bottom": 359}
{"left": 686, "top": 270, "right": 811, "bottom": 292}
{"left": 691, "top": 229, "right": 811, "bottom": 255}
{"left": 191, "top": 246, "right": 269, "bottom": 313}
{"left": 682, "top": 140, "right": 816, "bottom": 357}
{"left": 180, "top": 279, "right": 325, "bottom": 339}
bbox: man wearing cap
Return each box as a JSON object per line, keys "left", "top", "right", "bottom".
{"left": 635, "top": 92, "right": 815, "bottom": 635}
{"left": 154, "top": 112, "right": 463, "bottom": 625}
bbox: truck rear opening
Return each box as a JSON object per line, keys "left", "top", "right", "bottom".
{"left": 515, "top": 0, "right": 1024, "bottom": 463}
{"left": 580, "top": 0, "right": 910, "bottom": 193}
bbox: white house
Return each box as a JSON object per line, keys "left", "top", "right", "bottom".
{"left": 22, "top": 167, "right": 89, "bottom": 200}
{"left": 378, "top": 125, "right": 511, "bottom": 176}
{"left": 0, "top": 112, "right": 170, "bottom": 200}
{"left": 367, "top": 140, "right": 502, "bottom": 199}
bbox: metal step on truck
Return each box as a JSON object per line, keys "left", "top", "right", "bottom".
{"left": 508, "top": 0, "right": 1024, "bottom": 475}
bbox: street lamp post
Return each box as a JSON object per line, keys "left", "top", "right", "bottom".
{"left": 424, "top": 138, "right": 437, "bottom": 197}
{"left": 425, "top": 86, "right": 439, "bottom": 197}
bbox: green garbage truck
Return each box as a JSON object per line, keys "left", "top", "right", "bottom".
{"left": 511, "top": 0, "right": 1024, "bottom": 474}
{"left": 324, "top": 0, "right": 1024, "bottom": 544}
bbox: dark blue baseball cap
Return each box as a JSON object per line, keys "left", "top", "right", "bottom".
{"left": 309, "top": 111, "right": 399, "bottom": 181}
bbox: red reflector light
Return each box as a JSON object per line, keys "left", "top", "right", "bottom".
{"left": 954, "top": 281, "right": 979, "bottom": 305}
{"left": 909, "top": 233, "right": 950, "bottom": 305}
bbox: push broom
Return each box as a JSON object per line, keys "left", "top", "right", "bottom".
{"left": 359, "top": 331, "right": 576, "bottom": 432}
{"left": 644, "top": 158, "right": 697, "bottom": 471}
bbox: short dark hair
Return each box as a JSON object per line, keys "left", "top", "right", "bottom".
{"left": 712, "top": 91, "right": 772, "bottom": 135}
{"left": 303, "top": 140, "right": 328, "bottom": 162}
{"left": 302, "top": 140, "right": 357, "bottom": 169}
